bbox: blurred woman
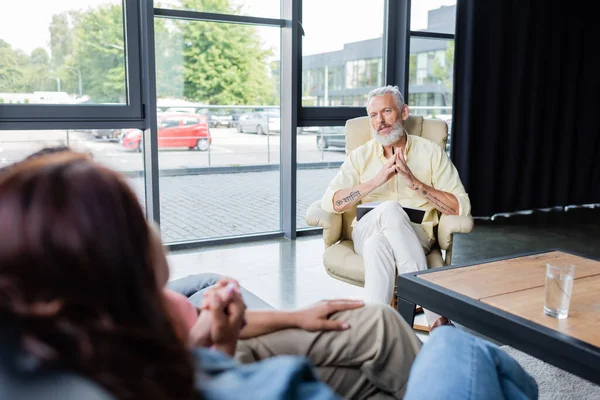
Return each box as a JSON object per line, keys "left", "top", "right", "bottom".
{"left": 0, "top": 152, "right": 197, "bottom": 399}
{"left": 0, "top": 151, "right": 339, "bottom": 400}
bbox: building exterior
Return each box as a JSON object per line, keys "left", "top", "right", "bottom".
{"left": 302, "top": 5, "right": 455, "bottom": 113}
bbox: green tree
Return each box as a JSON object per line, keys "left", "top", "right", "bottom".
{"left": 49, "top": 11, "right": 79, "bottom": 94}
{"left": 0, "top": 40, "right": 28, "bottom": 92}
{"left": 70, "top": 4, "right": 126, "bottom": 103}
{"left": 30, "top": 48, "right": 50, "bottom": 65}
{"left": 154, "top": 18, "right": 185, "bottom": 99}
{"left": 431, "top": 41, "right": 454, "bottom": 105}
{"left": 408, "top": 54, "right": 417, "bottom": 85}
{"left": 179, "top": 0, "right": 276, "bottom": 105}
{"left": 24, "top": 47, "right": 52, "bottom": 92}
{"left": 49, "top": 12, "right": 74, "bottom": 68}
{"left": 1, "top": 0, "right": 276, "bottom": 104}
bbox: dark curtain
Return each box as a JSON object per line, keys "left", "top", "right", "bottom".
{"left": 451, "top": 0, "right": 600, "bottom": 217}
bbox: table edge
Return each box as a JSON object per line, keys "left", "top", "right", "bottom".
{"left": 396, "top": 248, "right": 600, "bottom": 384}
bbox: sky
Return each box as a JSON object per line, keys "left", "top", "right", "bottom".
{"left": 0, "top": 0, "right": 456, "bottom": 57}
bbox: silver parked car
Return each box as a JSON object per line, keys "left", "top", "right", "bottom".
{"left": 316, "top": 126, "right": 346, "bottom": 150}
{"left": 237, "top": 110, "right": 280, "bottom": 134}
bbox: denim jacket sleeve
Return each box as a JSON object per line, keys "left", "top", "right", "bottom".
{"left": 193, "top": 348, "right": 341, "bottom": 400}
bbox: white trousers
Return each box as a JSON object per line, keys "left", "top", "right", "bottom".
{"left": 353, "top": 201, "right": 441, "bottom": 326}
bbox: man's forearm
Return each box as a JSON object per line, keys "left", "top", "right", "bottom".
{"left": 411, "top": 180, "right": 459, "bottom": 215}
{"left": 239, "top": 310, "right": 300, "bottom": 339}
{"left": 332, "top": 180, "right": 377, "bottom": 213}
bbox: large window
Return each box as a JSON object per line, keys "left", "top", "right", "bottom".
{"left": 154, "top": 14, "right": 282, "bottom": 243}
{"left": 296, "top": 0, "right": 386, "bottom": 232}
{"left": 0, "top": 128, "right": 145, "bottom": 208}
{"left": 345, "top": 59, "right": 382, "bottom": 90}
{"left": 408, "top": 38, "right": 454, "bottom": 115}
{"left": 409, "top": 2, "right": 456, "bottom": 156}
{"left": 0, "top": 0, "right": 143, "bottom": 125}
{"left": 0, "top": 0, "right": 460, "bottom": 245}
{"left": 0, "top": 0, "right": 128, "bottom": 105}
{"left": 301, "top": 0, "right": 385, "bottom": 107}
{"left": 296, "top": 126, "right": 344, "bottom": 229}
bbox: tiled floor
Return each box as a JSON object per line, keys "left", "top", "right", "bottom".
{"left": 167, "top": 235, "right": 431, "bottom": 340}
{"left": 168, "top": 236, "right": 363, "bottom": 308}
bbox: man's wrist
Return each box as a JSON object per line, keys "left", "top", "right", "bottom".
{"left": 410, "top": 178, "right": 423, "bottom": 191}
{"left": 365, "top": 178, "right": 379, "bottom": 192}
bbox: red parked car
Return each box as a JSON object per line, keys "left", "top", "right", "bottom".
{"left": 122, "top": 113, "right": 212, "bottom": 152}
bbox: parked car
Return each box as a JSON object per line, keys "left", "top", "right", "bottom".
{"left": 237, "top": 109, "right": 280, "bottom": 134}
{"left": 316, "top": 126, "right": 346, "bottom": 150}
{"left": 300, "top": 126, "right": 321, "bottom": 134}
{"left": 121, "top": 113, "right": 212, "bottom": 152}
{"left": 208, "top": 110, "right": 234, "bottom": 128}
{"left": 92, "top": 128, "right": 122, "bottom": 141}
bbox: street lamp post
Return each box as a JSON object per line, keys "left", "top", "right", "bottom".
{"left": 63, "top": 66, "right": 83, "bottom": 97}
{"left": 49, "top": 77, "right": 61, "bottom": 92}
{"left": 102, "top": 42, "right": 125, "bottom": 51}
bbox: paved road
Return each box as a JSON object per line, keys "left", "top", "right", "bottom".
{"left": 0, "top": 128, "right": 346, "bottom": 170}
{"left": 0, "top": 128, "right": 343, "bottom": 244}
{"left": 128, "top": 168, "right": 339, "bottom": 243}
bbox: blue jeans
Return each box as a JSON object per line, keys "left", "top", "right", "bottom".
{"left": 166, "top": 273, "right": 273, "bottom": 310}
{"left": 405, "top": 327, "right": 539, "bottom": 400}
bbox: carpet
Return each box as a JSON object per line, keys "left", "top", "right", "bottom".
{"left": 501, "top": 346, "right": 600, "bottom": 399}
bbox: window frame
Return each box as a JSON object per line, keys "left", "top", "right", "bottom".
{"left": 298, "top": 0, "right": 411, "bottom": 127}
{"left": 0, "top": 0, "right": 145, "bottom": 131}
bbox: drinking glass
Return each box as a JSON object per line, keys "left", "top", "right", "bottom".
{"left": 544, "top": 262, "right": 575, "bottom": 319}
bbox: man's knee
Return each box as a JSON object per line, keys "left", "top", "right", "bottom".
{"left": 363, "top": 233, "right": 391, "bottom": 252}
{"left": 362, "top": 234, "right": 394, "bottom": 267}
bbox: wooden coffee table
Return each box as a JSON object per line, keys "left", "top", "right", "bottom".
{"left": 396, "top": 250, "right": 600, "bottom": 385}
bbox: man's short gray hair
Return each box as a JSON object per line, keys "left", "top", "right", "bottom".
{"left": 366, "top": 85, "right": 405, "bottom": 111}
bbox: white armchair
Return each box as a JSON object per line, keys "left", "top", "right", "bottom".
{"left": 305, "top": 115, "right": 474, "bottom": 288}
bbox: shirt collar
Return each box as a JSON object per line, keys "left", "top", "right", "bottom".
{"left": 376, "top": 132, "right": 413, "bottom": 160}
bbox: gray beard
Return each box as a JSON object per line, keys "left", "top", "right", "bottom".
{"left": 374, "top": 125, "right": 404, "bottom": 146}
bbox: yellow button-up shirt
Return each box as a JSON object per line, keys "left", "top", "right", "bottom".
{"left": 321, "top": 134, "right": 471, "bottom": 241}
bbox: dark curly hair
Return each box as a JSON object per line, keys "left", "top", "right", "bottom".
{"left": 0, "top": 151, "right": 196, "bottom": 399}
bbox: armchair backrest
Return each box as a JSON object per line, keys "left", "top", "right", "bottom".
{"left": 340, "top": 115, "right": 449, "bottom": 241}
{"left": 345, "top": 115, "right": 448, "bottom": 153}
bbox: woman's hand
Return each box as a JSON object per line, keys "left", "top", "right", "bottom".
{"left": 293, "top": 299, "right": 364, "bottom": 332}
{"left": 188, "top": 278, "right": 247, "bottom": 356}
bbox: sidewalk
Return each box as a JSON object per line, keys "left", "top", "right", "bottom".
{"left": 129, "top": 168, "right": 339, "bottom": 243}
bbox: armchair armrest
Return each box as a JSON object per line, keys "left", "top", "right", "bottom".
{"left": 437, "top": 214, "right": 474, "bottom": 251}
{"left": 305, "top": 200, "right": 342, "bottom": 247}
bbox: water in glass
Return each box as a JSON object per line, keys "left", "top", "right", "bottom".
{"left": 544, "top": 263, "right": 575, "bottom": 319}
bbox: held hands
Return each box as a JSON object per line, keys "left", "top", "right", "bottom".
{"left": 395, "top": 148, "right": 419, "bottom": 189}
{"left": 293, "top": 299, "right": 364, "bottom": 332}
{"left": 372, "top": 152, "right": 401, "bottom": 188}
{"left": 373, "top": 148, "right": 419, "bottom": 189}
{"left": 188, "top": 278, "right": 247, "bottom": 356}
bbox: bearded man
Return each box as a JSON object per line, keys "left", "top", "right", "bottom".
{"left": 321, "top": 85, "right": 471, "bottom": 330}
